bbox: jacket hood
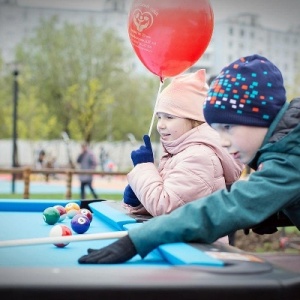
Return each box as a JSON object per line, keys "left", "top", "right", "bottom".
{"left": 249, "top": 98, "right": 300, "bottom": 169}
{"left": 161, "top": 123, "right": 244, "bottom": 185}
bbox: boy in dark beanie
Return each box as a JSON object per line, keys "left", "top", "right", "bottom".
{"left": 79, "top": 54, "right": 300, "bottom": 264}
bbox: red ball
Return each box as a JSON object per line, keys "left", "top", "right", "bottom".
{"left": 53, "top": 205, "right": 67, "bottom": 222}
{"left": 80, "top": 208, "right": 93, "bottom": 222}
{"left": 71, "top": 214, "right": 90, "bottom": 234}
{"left": 49, "top": 225, "right": 72, "bottom": 248}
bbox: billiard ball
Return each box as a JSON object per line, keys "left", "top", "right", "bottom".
{"left": 65, "top": 202, "right": 80, "bottom": 219}
{"left": 71, "top": 214, "right": 90, "bottom": 234}
{"left": 66, "top": 209, "right": 80, "bottom": 219}
{"left": 43, "top": 207, "right": 60, "bottom": 225}
{"left": 79, "top": 208, "right": 93, "bottom": 222}
{"left": 49, "top": 224, "right": 72, "bottom": 248}
{"left": 53, "top": 205, "right": 67, "bottom": 222}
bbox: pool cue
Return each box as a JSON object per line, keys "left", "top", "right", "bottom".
{"left": 0, "top": 231, "right": 128, "bottom": 248}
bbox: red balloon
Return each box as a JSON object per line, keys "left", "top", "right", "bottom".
{"left": 128, "top": 0, "right": 214, "bottom": 80}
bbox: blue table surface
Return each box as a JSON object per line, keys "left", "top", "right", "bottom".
{"left": 0, "top": 199, "right": 224, "bottom": 268}
{"left": 1, "top": 199, "right": 300, "bottom": 300}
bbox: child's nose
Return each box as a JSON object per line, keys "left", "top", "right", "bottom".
{"left": 221, "top": 137, "right": 231, "bottom": 148}
{"left": 157, "top": 119, "right": 166, "bottom": 129}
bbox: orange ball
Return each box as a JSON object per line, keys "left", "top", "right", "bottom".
{"left": 65, "top": 202, "right": 80, "bottom": 219}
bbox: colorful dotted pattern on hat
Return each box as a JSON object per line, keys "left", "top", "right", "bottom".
{"left": 206, "top": 57, "right": 274, "bottom": 121}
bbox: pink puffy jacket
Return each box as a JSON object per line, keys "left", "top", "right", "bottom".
{"left": 125, "top": 123, "right": 244, "bottom": 218}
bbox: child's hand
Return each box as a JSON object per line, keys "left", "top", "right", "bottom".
{"left": 131, "top": 135, "right": 154, "bottom": 166}
{"left": 78, "top": 235, "right": 137, "bottom": 264}
{"left": 123, "top": 185, "right": 141, "bottom": 207}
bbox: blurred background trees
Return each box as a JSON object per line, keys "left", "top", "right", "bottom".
{"left": 0, "top": 16, "right": 158, "bottom": 143}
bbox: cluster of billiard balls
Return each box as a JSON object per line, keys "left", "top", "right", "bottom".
{"left": 42, "top": 202, "right": 93, "bottom": 248}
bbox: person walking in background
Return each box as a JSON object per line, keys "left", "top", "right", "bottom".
{"left": 36, "top": 149, "right": 51, "bottom": 181}
{"left": 77, "top": 143, "right": 98, "bottom": 200}
{"left": 99, "top": 146, "right": 109, "bottom": 172}
{"left": 36, "top": 149, "right": 46, "bottom": 169}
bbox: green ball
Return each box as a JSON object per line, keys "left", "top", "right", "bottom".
{"left": 43, "top": 207, "right": 60, "bottom": 225}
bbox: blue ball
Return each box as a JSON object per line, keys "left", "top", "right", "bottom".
{"left": 71, "top": 214, "right": 90, "bottom": 234}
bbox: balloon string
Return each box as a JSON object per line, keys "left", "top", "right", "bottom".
{"left": 148, "top": 79, "right": 164, "bottom": 137}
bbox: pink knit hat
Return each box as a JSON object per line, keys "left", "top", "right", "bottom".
{"left": 155, "top": 69, "right": 208, "bottom": 122}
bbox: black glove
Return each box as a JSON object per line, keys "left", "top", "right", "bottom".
{"left": 131, "top": 135, "right": 154, "bottom": 166}
{"left": 252, "top": 225, "right": 278, "bottom": 235}
{"left": 243, "top": 229, "right": 250, "bottom": 235}
{"left": 243, "top": 226, "right": 278, "bottom": 235}
{"left": 123, "top": 184, "right": 141, "bottom": 207}
{"left": 78, "top": 235, "right": 138, "bottom": 264}
{"left": 245, "top": 212, "right": 290, "bottom": 235}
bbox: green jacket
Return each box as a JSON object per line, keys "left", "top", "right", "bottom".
{"left": 129, "top": 98, "right": 300, "bottom": 258}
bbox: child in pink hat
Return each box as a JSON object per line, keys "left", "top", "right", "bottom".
{"left": 123, "top": 69, "right": 244, "bottom": 235}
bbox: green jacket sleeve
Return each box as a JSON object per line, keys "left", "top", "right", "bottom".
{"left": 128, "top": 155, "right": 300, "bottom": 258}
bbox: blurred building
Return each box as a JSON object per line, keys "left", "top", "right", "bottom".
{"left": 192, "top": 13, "right": 300, "bottom": 90}
{"left": 1, "top": 0, "right": 299, "bottom": 86}
{"left": 0, "top": 0, "right": 132, "bottom": 62}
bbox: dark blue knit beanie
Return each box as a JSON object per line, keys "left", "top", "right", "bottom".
{"left": 203, "top": 54, "right": 286, "bottom": 127}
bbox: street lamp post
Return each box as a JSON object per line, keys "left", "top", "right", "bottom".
{"left": 12, "top": 68, "right": 19, "bottom": 193}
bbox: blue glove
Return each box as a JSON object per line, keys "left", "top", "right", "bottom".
{"left": 123, "top": 184, "right": 141, "bottom": 207}
{"left": 131, "top": 135, "right": 154, "bottom": 166}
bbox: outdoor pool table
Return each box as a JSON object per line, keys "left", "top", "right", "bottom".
{"left": 0, "top": 199, "right": 299, "bottom": 300}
